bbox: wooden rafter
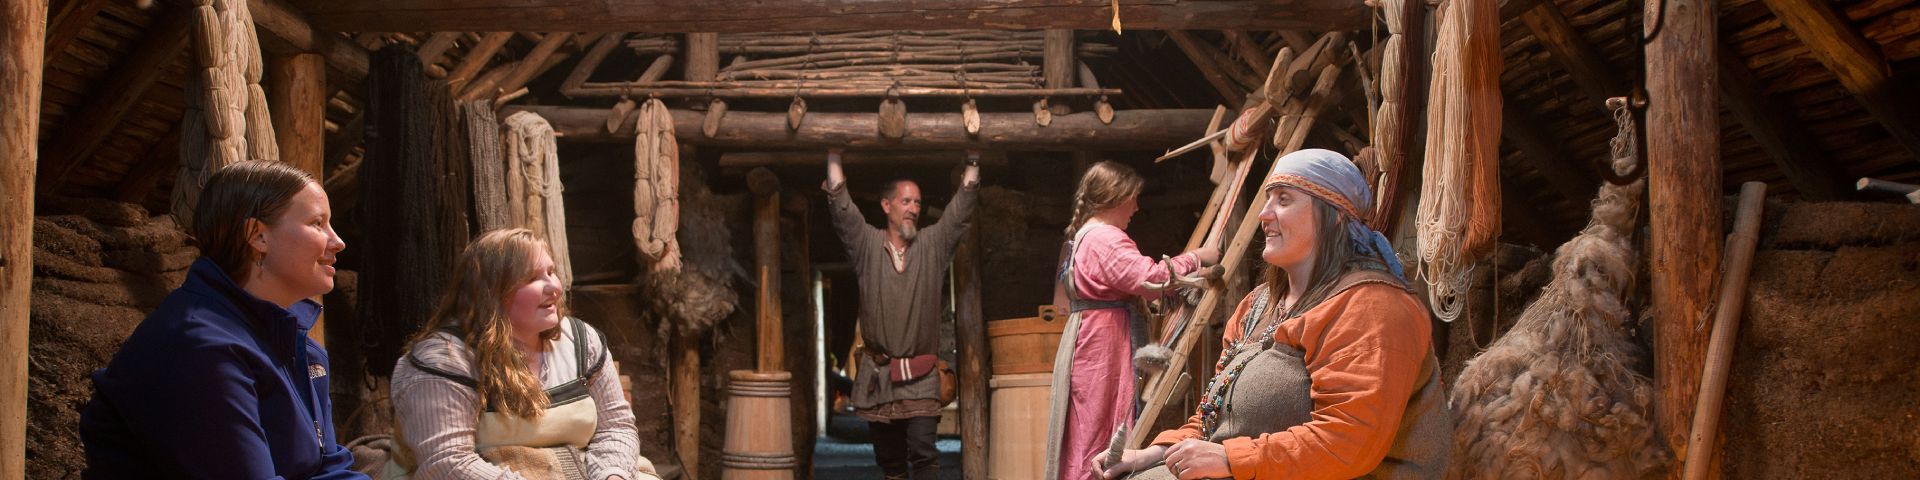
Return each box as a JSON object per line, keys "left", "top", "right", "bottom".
{"left": 1519, "top": 0, "right": 1625, "bottom": 104}
{"left": 1167, "top": 31, "right": 1246, "bottom": 109}
{"left": 36, "top": 6, "right": 190, "bottom": 197}
{"left": 1758, "top": 0, "right": 1920, "bottom": 162}
{"left": 287, "top": 0, "right": 1370, "bottom": 33}
{"left": 250, "top": 0, "right": 370, "bottom": 82}
{"left": 1501, "top": 102, "right": 1600, "bottom": 205}
{"left": 445, "top": 32, "right": 512, "bottom": 88}
{"left": 1716, "top": 39, "right": 1850, "bottom": 200}
{"left": 512, "top": 105, "right": 1218, "bottom": 150}
{"left": 44, "top": 0, "right": 110, "bottom": 61}
{"left": 114, "top": 124, "right": 182, "bottom": 203}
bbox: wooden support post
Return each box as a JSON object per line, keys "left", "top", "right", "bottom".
{"left": 1646, "top": 0, "right": 1722, "bottom": 471}
{"left": 270, "top": 52, "right": 329, "bottom": 346}
{"left": 686, "top": 33, "right": 719, "bottom": 82}
{"left": 749, "top": 167, "right": 784, "bottom": 372}
{"left": 36, "top": 8, "right": 190, "bottom": 196}
{"left": 1, "top": 1, "right": 46, "bottom": 477}
{"left": 1045, "top": 29, "right": 1075, "bottom": 89}
{"left": 1758, "top": 0, "right": 1920, "bottom": 162}
{"left": 953, "top": 191, "right": 990, "bottom": 480}
{"left": 519, "top": 105, "right": 1218, "bottom": 150}
{"left": 671, "top": 332, "right": 701, "bottom": 480}
{"left": 1681, "top": 182, "right": 1767, "bottom": 480}
{"left": 1715, "top": 40, "right": 1849, "bottom": 200}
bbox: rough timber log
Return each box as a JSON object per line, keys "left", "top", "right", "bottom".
{"left": 1646, "top": 0, "right": 1723, "bottom": 472}
{"left": 954, "top": 191, "right": 990, "bottom": 480}
{"left": 289, "top": 0, "right": 1370, "bottom": 33}
{"left": 1, "top": 1, "right": 46, "bottom": 476}
{"left": 251, "top": 0, "right": 369, "bottom": 81}
{"left": 749, "top": 168, "right": 784, "bottom": 372}
{"left": 269, "top": 52, "right": 330, "bottom": 346}
{"left": 507, "top": 105, "right": 1216, "bottom": 150}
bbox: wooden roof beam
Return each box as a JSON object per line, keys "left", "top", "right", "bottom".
{"left": 1759, "top": 0, "right": 1920, "bottom": 162}
{"left": 36, "top": 7, "right": 191, "bottom": 197}
{"left": 1519, "top": 0, "right": 1626, "bottom": 104}
{"left": 509, "top": 105, "right": 1221, "bottom": 151}
{"left": 44, "top": 0, "right": 111, "bottom": 61}
{"left": 250, "top": 0, "right": 370, "bottom": 82}
{"left": 285, "top": 0, "right": 1371, "bottom": 33}
{"left": 1502, "top": 102, "right": 1601, "bottom": 204}
{"left": 1716, "top": 39, "right": 1851, "bottom": 200}
{"left": 1168, "top": 31, "right": 1248, "bottom": 109}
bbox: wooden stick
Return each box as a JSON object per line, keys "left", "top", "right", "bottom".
{"left": 562, "top": 32, "right": 625, "bottom": 93}
{"left": 672, "top": 332, "right": 701, "bottom": 480}
{"left": 490, "top": 32, "right": 573, "bottom": 100}
{"left": 565, "top": 83, "right": 1118, "bottom": 98}
{"left": 415, "top": 32, "right": 463, "bottom": 67}
{"left": 1856, "top": 177, "right": 1920, "bottom": 195}
{"left": 954, "top": 210, "right": 991, "bottom": 480}
{"left": 1681, "top": 182, "right": 1767, "bottom": 480}
{"left": 518, "top": 105, "right": 1214, "bottom": 150}
{"left": 749, "top": 168, "right": 784, "bottom": 372}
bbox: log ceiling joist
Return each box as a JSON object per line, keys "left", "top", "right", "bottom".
{"left": 1518, "top": 0, "right": 1625, "bottom": 104}
{"left": 44, "top": 0, "right": 111, "bottom": 61}
{"left": 1758, "top": 0, "right": 1920, "bottom": 162}
{"left": 251, "top": 0, "right": 370, "bottom": 82}
{"left": 1502, "top": 102, "right": 1601, "bottom": 205}
{"left": 1716, "top": 38, "right": 1851, "bottom": 200}
{"left": 283, "top": 0, "right": 1370, "bottom": 33}
{"left": 508, "top": 105, "right": 1221, "bottom": 151}
{"left": 36, "top": 6, "right": 190, "bottom": 197}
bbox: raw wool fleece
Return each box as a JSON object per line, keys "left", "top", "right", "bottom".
{"left": 638, "top": 162, "right": 744, "bottom": 337}
{"left": 1446, "top": 174, "right": 1667, "bottom": 479}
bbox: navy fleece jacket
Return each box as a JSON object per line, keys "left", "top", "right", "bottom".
{"left": 80, "top": 258, "right": 364, "bottom": 479}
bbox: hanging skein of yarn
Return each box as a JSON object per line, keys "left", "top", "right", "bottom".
{"left": 1416, "top": 0, "right": 1503, "bottom": 323}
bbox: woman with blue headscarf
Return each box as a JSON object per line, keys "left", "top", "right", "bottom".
{"left": 1094, "top": 149, "right": 1451, "bottom": 480}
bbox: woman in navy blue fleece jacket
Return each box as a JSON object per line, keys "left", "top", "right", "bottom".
{"left": 80, "top": 160, "right": 364, "bottom": 479}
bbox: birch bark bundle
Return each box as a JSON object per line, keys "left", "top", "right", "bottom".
{"left": 1417, "top": 0, "right": 1504, "bottom": 323}
{"left": 172, "top": 0, "right": 277, "bottom": 227}
{"left": 632, "top": 98, "right": 682, "bottom": 273}
{"left": 503, "top": 112, "right": 575, "bottom": 288}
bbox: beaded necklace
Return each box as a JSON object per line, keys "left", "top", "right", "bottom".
{"left": 1196, "top": 286, "right": 1297, "bottom": 437}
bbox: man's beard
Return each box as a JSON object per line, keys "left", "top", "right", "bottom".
{"left": 896, "top": 220, "right": 919, "bottom": 241}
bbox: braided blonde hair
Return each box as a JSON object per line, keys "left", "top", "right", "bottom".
{"left": 1065, "top": 161, "right": 1145, "bottom": 237}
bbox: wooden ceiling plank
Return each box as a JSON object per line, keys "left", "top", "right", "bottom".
{"left": 1502, "top": 101, "right": 1601, "bottom": 204}
{"left": 1518, "top": 0, "right": 1626, "bottom": 108}
{"left": 1759, "top": 0, "right": 1920, "bottom": 162}
{"left": 36, "top": 7, "right": 190, "bottom": 197}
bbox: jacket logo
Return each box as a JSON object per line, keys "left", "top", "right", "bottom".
{"left": 308, "top": 363, "right": 327, "bottom": 379}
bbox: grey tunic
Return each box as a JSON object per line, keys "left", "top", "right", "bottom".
{"left": 825, "top": 182, "right": 977, "bottom": 420}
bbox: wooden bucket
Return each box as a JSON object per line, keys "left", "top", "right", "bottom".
{"left": 722, "top": 370, "right": 794, "bottom": 480}
{"left": 988, "top": 306, "right": 1066, "bottom": 375}
{"left": 989, "top": 373, "right": 1053, "bottom": 480}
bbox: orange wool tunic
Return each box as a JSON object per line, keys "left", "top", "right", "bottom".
{"left": 1151, "top": 281, "right": 1437, "bottom": 479}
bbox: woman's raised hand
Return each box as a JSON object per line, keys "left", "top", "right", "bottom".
{"left": 1188, "top": 245, "right": 1222, "bottom": 266}
{"left": 1094, "top": 444, "right": 1168, "bottom": 479}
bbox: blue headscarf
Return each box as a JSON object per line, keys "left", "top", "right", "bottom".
{"left": 1259, "top": 149, "right": 1407, "bottom": 281}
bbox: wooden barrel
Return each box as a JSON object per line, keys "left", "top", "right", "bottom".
{"left": 989, "top": 373, "right": 1053, "bottom": 480}
{"left": 722, "top": 370, "right": 794, "bottom": 480}
{"left": 988, "top": 306, "right": 1066, "bottom": 375}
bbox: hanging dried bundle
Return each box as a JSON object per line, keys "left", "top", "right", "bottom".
{"left": 787, "top": 96, "right": 807, "bottom": 132}
{"left": 1417, "top": 0, "right": 1503, "bottom": 323}
{"left": 1447, "top": 170, "right": 1666, "bottom": 479}
{"left": 962, "top": 98, "right": 982, "bottom": 135}
{"left": 1032, "top": 98, "right": 1052, "bottom": 127}
{"left": 702, "top": 97, "right": 728, "bottom": 138}
{"left": 633, "top": 97, "right": 682, "bottom": 272}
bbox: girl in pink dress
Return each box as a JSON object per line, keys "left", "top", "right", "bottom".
{"left": 1044, "top": 161, "right": 1221, "bottom": 480}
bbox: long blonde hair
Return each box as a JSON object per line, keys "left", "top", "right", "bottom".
{"left": 408, "top": 228, "right": 565, "bottom": 419}
{"left": 1064, "top": 161, "right": 1145, "bottom": 236}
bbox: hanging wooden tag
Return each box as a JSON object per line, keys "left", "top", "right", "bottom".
{"left": 879, "top": 97, "right": 908, "bottom": 139}
{"left": 703, "top": 97, "right": 727, "bottom": 138}
{"left": 787, "top": 97, "right": 808, "bottom": 132}
{"left": 1095, "top": 96, "right": 1115, "bottom": 125}
{"left": 607, "top": 97, "right": 636, "bottom": 134}
{"left": 1033, "top": 98, "right": 1052, "bottom": 127}
{"left": 962, "top": 98, "right": 981, "bottom": 136}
